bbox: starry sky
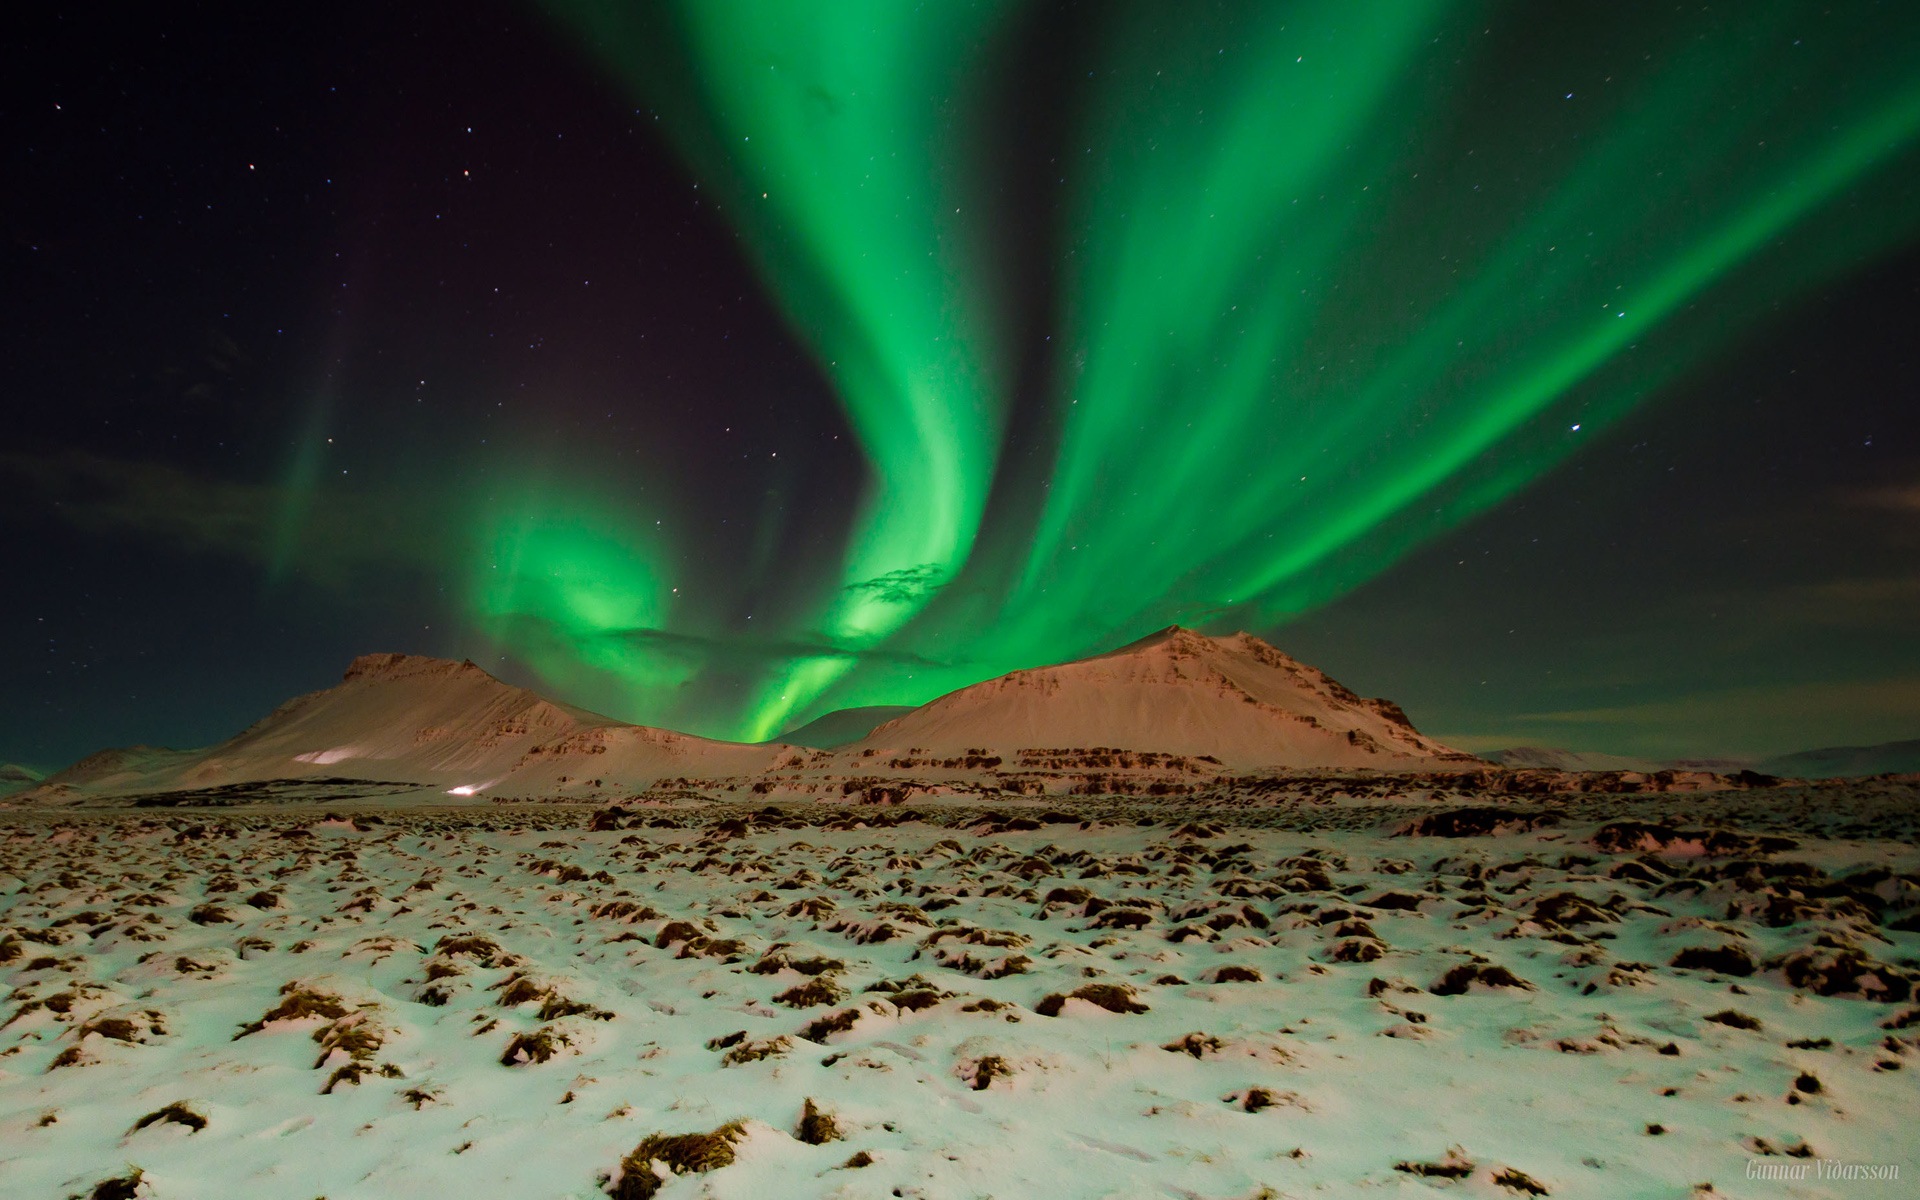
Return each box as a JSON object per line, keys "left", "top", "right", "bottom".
{"left": 5, "top": 1, "right": 1919, "bottom": 772}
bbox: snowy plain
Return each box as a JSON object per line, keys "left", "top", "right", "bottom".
{"left": 1, "top": 791, "right": 1917, "bottom": 1199}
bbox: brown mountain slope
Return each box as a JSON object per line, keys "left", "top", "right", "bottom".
{"left": 850, "top": 627, "right": 1477, "bottom": 770}
{"left": 28, "top": 653, "right": 790, "bottom": 801}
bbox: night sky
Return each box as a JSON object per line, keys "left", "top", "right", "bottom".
{"left": 5, "top": 1, "right": 1919, "bottom": 772}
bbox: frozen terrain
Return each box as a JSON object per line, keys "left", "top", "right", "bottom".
{"left": 3, "top": 785, "right": 1917, "bottom": 1199}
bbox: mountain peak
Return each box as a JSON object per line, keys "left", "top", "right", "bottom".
{"left": 1105, "top": 624, "right": 1231, "bottom": 657}
{"left": 342, "top": 653, "right": 493, "bottom": 684}
{"left": 858, "top": 625, "right": 1468, "bottom": 768}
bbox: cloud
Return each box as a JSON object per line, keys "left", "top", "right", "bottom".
{"left": 1, "top": 449, "right": 448, "bottom": 585}
{"left": 844, "top": 563, "right": 946, "bottom": 605}
{"left": 1772, "top": 574, "right": 1920, "bottom": 619}
{"left": 6, "top": 450, "right": 275, "bottom": 556}
{"left": 615, "top": 623, "right": 948, "bottom": 670}
{"left": 1848, "top": 482, "right": 1920, "bottom": 514}
{"left": 1487, "top": 675, "right": 1920, "bottom": 759}
{"left": 1513, "top": 677, "right": 1920, "bottom": 726}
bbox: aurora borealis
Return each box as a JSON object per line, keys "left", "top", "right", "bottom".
{"left": 5, "top": 1, "right": 1920, "bottom": 768}
{"left": 554, "top": 0, "right": 1021, "bottom": 738}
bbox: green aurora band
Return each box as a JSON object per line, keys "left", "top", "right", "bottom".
{"left": 474, "top": 486, "right": 693, "bottom": 712}
{"left": 510, "top": 1, "right": 1920, "bottom": 741}
{"left": 547, "top": 0, "right": 1017, "bottom": 738}
{"left": 997, "top": 2, "right": 1920, "bottom": 663}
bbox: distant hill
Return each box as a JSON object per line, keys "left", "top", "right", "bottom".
{"left": 1484, "top": 740, "right": 1920, "bottom": 780}
{"left": 1758, "top": 739, "right": 1920, "bottom": 779}
{"left": 0, "top": 763, "right": 43, "bottom": 795}
{"left": 1483, "top": 746, "right": 1663, "bottom": 772}
{"left": 777, "top": 705, "right": 917, "bottom": 750}
{"left": 853, "top": 626, "right": 1476, "bottom": 770}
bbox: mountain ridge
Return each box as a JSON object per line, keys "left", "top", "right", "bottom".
{"left": 851, "top": 625, "right": 1475, "bottom": 770}
{"left": 36, "top": 632, "right": 1887, "bottom": 804}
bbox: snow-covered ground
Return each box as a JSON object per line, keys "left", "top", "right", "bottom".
{"left": 2, "top": 795, "right": 1916, "bottom": 1199}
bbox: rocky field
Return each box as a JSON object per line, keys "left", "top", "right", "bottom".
{"left": 2, "top": 787, "right": 1917, "bottom": 1198}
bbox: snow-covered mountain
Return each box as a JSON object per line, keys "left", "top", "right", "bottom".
{"left": 25, "top": 653, "right": 791, "bottom": 802}
{"left": 851, "top": 626, "right": 1476, "bottom": 770}
{"left": 22, "top": 631, "right": 1485, "bottom": 803}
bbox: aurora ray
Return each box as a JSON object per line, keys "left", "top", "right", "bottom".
{"left": 975, "top": 3, "right": 1920, "bottom": 668}
{"left": 822, "top": 2, "right": 1920, "bottom": 721}
{"left": 471, "top": 483, "right": 695, "bottom": 714}
{"left": 545, "top": 0, "right": 1017, "bottom": 737}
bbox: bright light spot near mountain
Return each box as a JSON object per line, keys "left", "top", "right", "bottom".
{"left": 447, "top": 784, "right": 482, "bottom": 796}
{"left": 295, "top": 747, "right": 359, "bottom": 765}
